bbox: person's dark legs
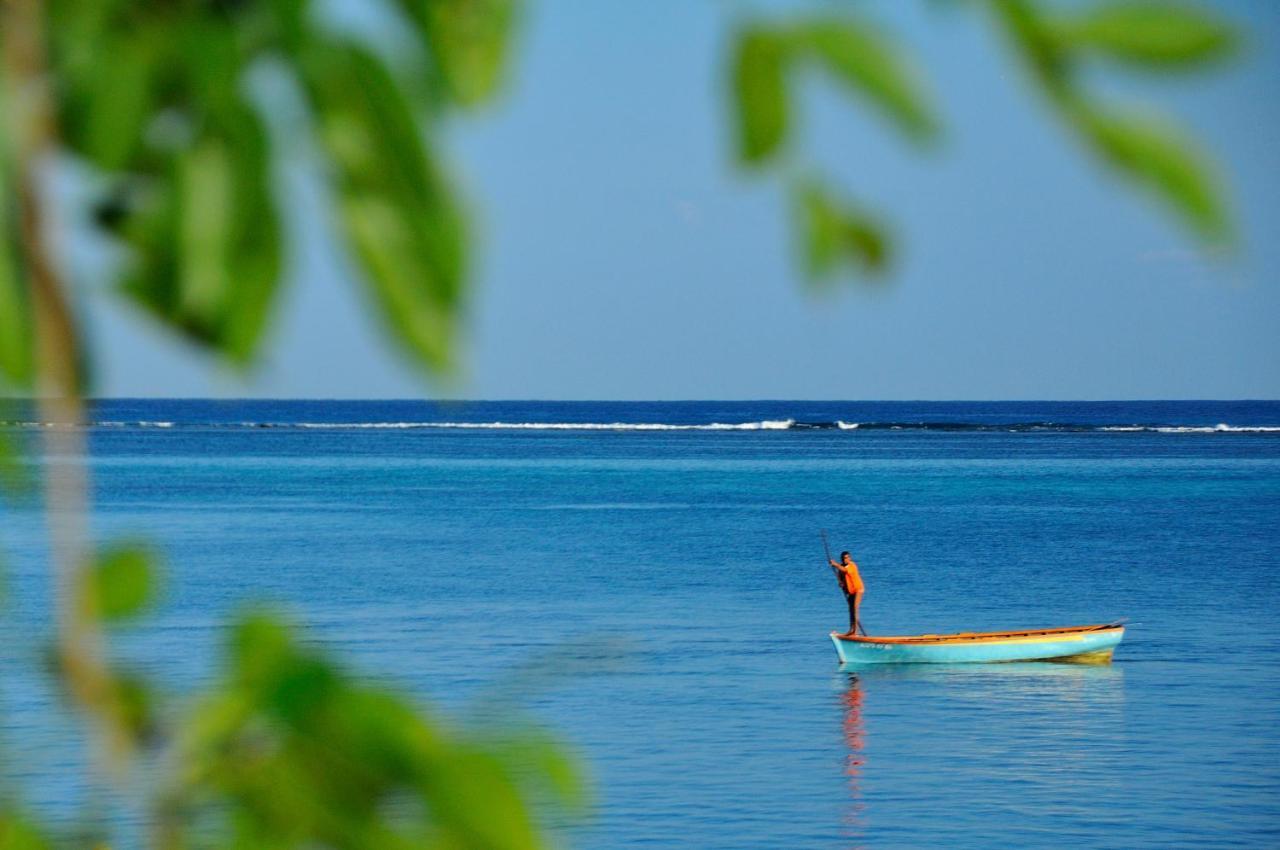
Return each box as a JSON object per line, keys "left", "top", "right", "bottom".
{"left": 845, "top": 593, "right": 858, "bottom": 635}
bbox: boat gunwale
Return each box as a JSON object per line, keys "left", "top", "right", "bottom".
{"left": 831, "top": 622, "right": 1125, "bottom": 645}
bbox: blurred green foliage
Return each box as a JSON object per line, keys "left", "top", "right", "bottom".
{"left": 411, "top": 0, "right": 518, "bottom": 107}
{"left": 1053, "top": 1, "right": 1236, "bottom": 68}
{"left": 92, "top": 542, "right": 159, "bottom": 622}
{"left": 797, "top": 17, "right": 937, "bottom": 144}
{"left": 0, "top": 0, "right": 1245, "bottom": 846}
{"left": 0, "top": 117, "right": 32, "bottom": 388}
{"left": 794, "top": 182, "right": 890, "bottom": 279}
{"left": 730, "top": 0, "right": 1236, "bottom": 282}
{"left": 14, "top": 538, "right": 585, "bottom": 847}
{"left": 158, "top": 612, "right": 583, "bottom": 849}
{"left": 991, "top": 0, "right": 1233, "bottom": 240}
{"left": 0, "top": 813, "right": 51, "bottom": 850}
{"left": 732, "top": 26, "right": 792, "bottom": 165}
{"left": 3, "top": 0, "right": 579, "bottom": 846}
{"left": 45, "top": 0, "right": 501, "bottom": 374}
{"left": 298, "top": 39, "right": 467, "bottom": 368}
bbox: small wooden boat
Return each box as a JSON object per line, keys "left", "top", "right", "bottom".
{"left": 830, "top": 622, "right": 1124, "bottom": 665}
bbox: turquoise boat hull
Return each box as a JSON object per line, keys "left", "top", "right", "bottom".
{"left": 831, "top": 623, "right": 1124, "bottom": 665}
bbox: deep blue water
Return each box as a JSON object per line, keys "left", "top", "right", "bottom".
{"left": 2, "top": 400, "right": 1279, "bottom": 848}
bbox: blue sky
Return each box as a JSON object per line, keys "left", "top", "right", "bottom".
{"left": 87, "top": 1, "right": 1280, "bottom": 399}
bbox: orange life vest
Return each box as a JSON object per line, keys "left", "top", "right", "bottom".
{"left": 840, "top": 560, "right": 864, "bottom": 595}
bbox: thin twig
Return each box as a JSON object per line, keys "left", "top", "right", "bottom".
{"left": 1, "top": 0, "right": 129, "bottom": 779}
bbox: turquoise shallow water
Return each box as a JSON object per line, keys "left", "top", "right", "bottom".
{"left": 2, "top": 401, "right": 1279, "bottom": 847}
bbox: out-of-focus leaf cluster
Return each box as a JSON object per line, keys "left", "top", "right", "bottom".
{"left": 730, "top": 0, "right": 1236, "bottom": 287}
{"left": 93, "top": 541, "right": 159, "bottom": 623}
{"left": 40, "top": 542, "right": 165, "bottom": 749}
{"left": 0, "top": 811, "right": 52, "bottom": 850}
{"left": 993, "top": 0, "right": 1234, "bottom": 241}
{"left": 93, "top": 542, "right": 165, "bottom": 749}
{"left": 22, "top": 550, "right": 582, "bottom": 849}
{"left": 1050, "top": 0, "right": 1235, "bottom": 69}
{"left": 2, "top": 3, "right": 589, "bottom": 847}
{"left": 731, "top": 13, "right": 936, "bottom": 283}
{"left": 158, "top": 612, "right": 582, "bottom": 849}
{"left": 298, "top": 39, "right": 467, "bottom": 368}
{"left": 40, "top": 0, "right": 518, "bottom": 377}
{"left": 0, "top": 116, "right": 32, "bottom": 391}
{"left": 795, "top": 183, "right": 890, "bottom": 280}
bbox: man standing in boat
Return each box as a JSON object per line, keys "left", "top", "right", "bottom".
{"left": 830, "top": 551, "right": 865, "bottom": 636}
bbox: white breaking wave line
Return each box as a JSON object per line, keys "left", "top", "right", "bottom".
{"left": 295, "top": 418, "right": 799, "bottom": 432}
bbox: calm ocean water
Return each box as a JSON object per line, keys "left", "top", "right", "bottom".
{"left": 2, "top": 400, "right": 1279, "bottom": 848}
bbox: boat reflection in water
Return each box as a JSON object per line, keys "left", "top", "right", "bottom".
{"left": 837, "top": 661, "right": 1126, "bottom": 846}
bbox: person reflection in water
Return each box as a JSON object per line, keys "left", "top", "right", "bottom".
{"left": 842, "top": 674, "right": 866, "bottom": 835}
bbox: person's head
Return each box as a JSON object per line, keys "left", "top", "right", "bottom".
{"left": 840, "top": 551, "right": 851, "bottom": 564}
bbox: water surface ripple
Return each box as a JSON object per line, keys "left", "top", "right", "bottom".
{"left": 1, "top": 401, "right": 1278, "bottom": 848}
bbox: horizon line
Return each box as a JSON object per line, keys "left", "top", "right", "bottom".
{"left": 4, "top": 397, "right": 1278, "bottom": 404}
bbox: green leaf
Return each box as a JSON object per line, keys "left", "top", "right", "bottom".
{"left": 1059, "top": 1, "right": 1237, "bottom": 69}
{"left": 0, "top": 243, "right": 31, "bottom": 389}
{"left": 0, "top": 139, "right": 32, "bottom": 388}
{"left": 230, "top": 609, "right": 296, "bottom": 688}
{"left": 48, "top": 1, "right": 173, "bottom": 173}
{"left": 115, "top": 671, "right": 160, "bottom": 744}
{"left": 334, "top": 687, "right": 444, "bottom": 782}
{"left": 64, "top": 36, "right": 157, "bottom": 172}
{"left": 93, "top": 542, "right": 158, "bottom": 621}
{"left": 117, "top": 99, "right": 283, "bottom": 365}
{"left": 424, "top": 745, "right": 541, "bottom": 850}
{"left": 732, "top": 26, "right": 792, "bottom": 165}
{"left": 397, "top": 0, "right": 518, "bottom": 107}
{"left": 0, "top": 810, "right": 53, "bottom": 850}
{"left": 798, "top": 16, "right": 938, "bottom": 141}
{"left": 795, "top": 182, "right": 891, "bottom": 280}
{"left": 1075, "top": 104, "right": 1229, "bottom": 240}
{"left": 994, "top": 1, "right": 1232, "bottom": 243}
{"left": 299, "top": 39, "right": 467, "bottom": 371}
{"left": 482, "top": 728, "right": 589, "bottom": 812}
{"left": 992, "top": 0, "right": 1072, "bottom": 97}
